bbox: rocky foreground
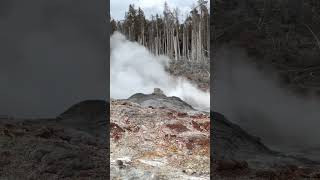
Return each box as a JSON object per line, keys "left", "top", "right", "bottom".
{"left": 211, "top": 112, "right": 320, "bottom": 179}
{"left": 110, "top": 91, "right": 210, "bottom": 179}
{"left": 1, "top": 93, "right": 320, "bottom": 179}
{"left": 0, "top": 100, "right": 108, "bottom": 180}
{"left": 110, "top": 90, "right": 320, "bottom": 179}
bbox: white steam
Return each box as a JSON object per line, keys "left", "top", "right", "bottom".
{"left": 110, "top": 32, "right": 209, "bottom": 111}
{"left": 213, "top": 48, "right": 320, "bottom": 151}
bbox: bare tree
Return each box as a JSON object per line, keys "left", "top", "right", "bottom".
{"left": 113, "top": 1, "right": 210, "bottom": 65}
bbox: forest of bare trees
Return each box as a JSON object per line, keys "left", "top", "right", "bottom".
{"left": 111, "top": 0, "right": 210, "bottom": 64}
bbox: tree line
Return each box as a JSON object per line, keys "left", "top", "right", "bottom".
{"left": 111, "top": 0, "right": 210, "bottom": 64}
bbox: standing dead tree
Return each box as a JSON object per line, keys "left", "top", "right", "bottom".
{"left": 111, "top": 1, "right": 210, "bottom": 65}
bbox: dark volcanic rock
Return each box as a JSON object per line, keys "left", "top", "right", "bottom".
{"left": 128, "top": 91, "right": 195, "bottom": 112}
{"left": 57, "top": 100, "right": 107, "bottom": 140}
{"left": 211, "top": 111, "right": 273, "bottom": 160}
{"left": 0, "top": 119, "right": 107, "bottom": 179}
{"left": 211, "top": 111, "right": 320, "bottom": 179}
{"left": 0, "top": 100, "right": 108, "bottom": 179}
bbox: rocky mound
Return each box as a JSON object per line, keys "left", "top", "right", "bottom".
{"left": 211, "top": 111, "right": 320, "bottom": 179}
{"left": 211, "top": 111, "right": 273, "bottom": 160}
{"left": 57, "top": 100, "right": 107, "bottom": 140}
{"left": 127, "top": 88, "right": 195, "bottom": 112}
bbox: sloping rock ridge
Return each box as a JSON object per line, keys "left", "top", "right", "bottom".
{"left": 128, "top": 91, "right": 195, "bottom": 112}
{"left": 211, "top": 111, "right": 320, "bottom": 179}
{"left": 57, "top": 100, "right": 107, "bottom": 140}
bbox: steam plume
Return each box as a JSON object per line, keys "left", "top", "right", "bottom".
{"left": 110, "top": 32, "right": 209, "bottom": 111}
{"left": 213, "top": 48, "right": 320, "bottom": 150}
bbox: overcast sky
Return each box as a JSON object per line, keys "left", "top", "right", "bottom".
{"left": 111, "top": 0, "right": 209, "bottom": 21}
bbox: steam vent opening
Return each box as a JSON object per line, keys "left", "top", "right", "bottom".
{"left": 152, "top": 88, "right": 165, "bottom": 95}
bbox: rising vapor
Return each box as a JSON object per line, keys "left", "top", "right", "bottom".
{"left": 213, "top": 48, "right": 320, "bottom": 150}
{"left": 110, "top": 32, "right": 209, "bottom": 111}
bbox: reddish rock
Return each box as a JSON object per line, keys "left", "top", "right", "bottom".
{"left": 164, "top": 134, "right": 177, "bottom": 139}
{"left": 110, "top": 122, "right": 125, "bottom": 141}
{"left": 121, "top": 102, "right": 129, "bottom": 106}
{"left": 191, "top": 121, "right": 201, "bottom": 131}
{"left": 190, "top": 114, "right": 207, "bottom": 119}
{"left": 177, "top": 112, "right": 187, "bottom": 117}
{"left": 192, "top": 120, "right": 210, "bottom": 132}
{"left": 166, "top": 112, "right": 176, "bottom": 119}
{"left": 186, "top": 136, "right": 209, "bottom": 150}
{"left": 123, "top": 126, "right": 140, "bottom": 133}
{"left": 202, "top": 121, "right": 210, "bottom": 131}
{"left": 166, "top": 123, "right": 189, "bottom": 133}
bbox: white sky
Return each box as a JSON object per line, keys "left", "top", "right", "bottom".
{"left": 111, "top": 0, "right": 209, "bottom": 21}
